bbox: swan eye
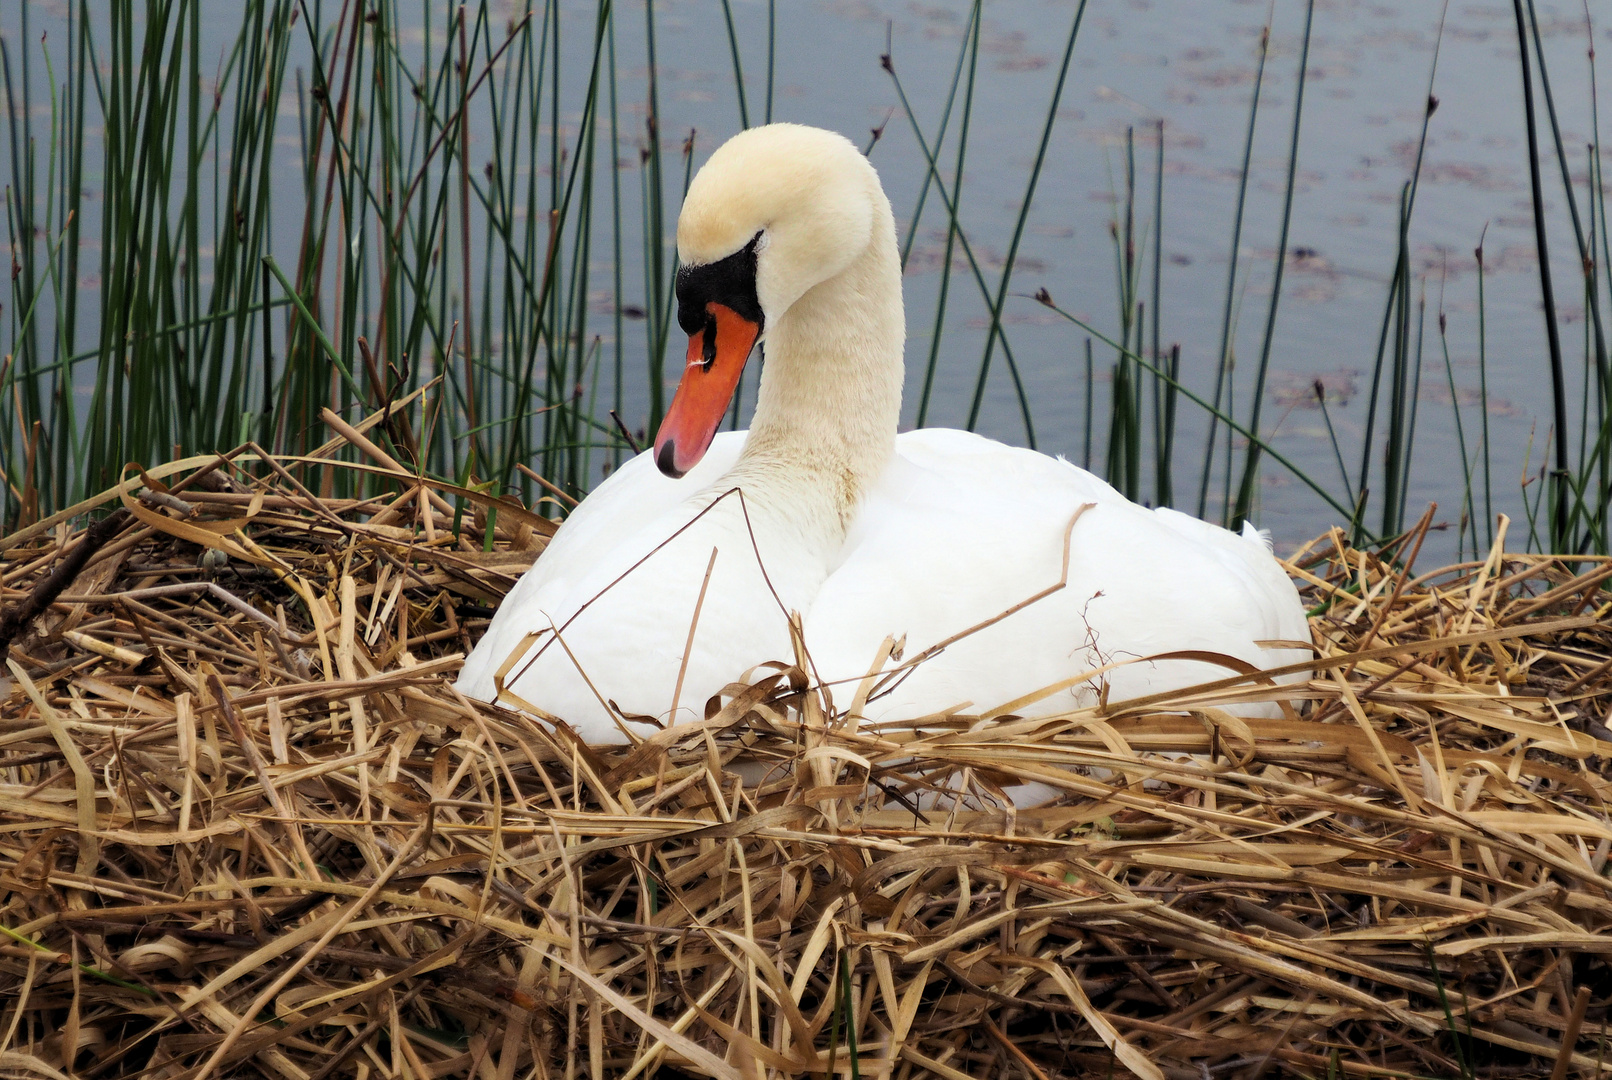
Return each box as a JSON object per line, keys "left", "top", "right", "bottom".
{"left": 675, "top": 231, "right": 766, "bottom": 338}
{"left": 701, "top": 311, "right": 719, "bottom": 369}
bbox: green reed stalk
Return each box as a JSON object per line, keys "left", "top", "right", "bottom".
{"left": 1197, "top": 24, "right": 1268, "bottom": 521}
{"left": 643, "top": 0, "right": 668, "bottom": 434}
{"left": 1314, "top": 382, "right": 1352, "bottom": 504}
{"left": 1352, "top": 41, "right": 1444, "bottom": 545}
{"left": 881, "top": 44, "right": 1032, "bottom": 430}
{"left": 895, "top": 3, "right": 977, "bottom": 274}
{"left": 1112, "top": 130, "right": 1144, "bottom": 499}
{"left": 1083, "top": 337, "right": 1094, "bottom": 471}
{"left": 1151, "top": 119, "right": 1169, "bottom": 507}
{"left": 913, "top": 0, "right": 980, "bottom": 428}
{"left": 1379, "top": 185, "right": 1413, "bottom": 540}
{"left": 718, "top": 0, "right": 749, "bottom": 130}
{"left": 1231, "top": 0, "right": 1313, "bottom": 531}
{"left": 1524, "top": 0, "right": 1610, "bottom": 550}
{"left": 1475, "top": 239, "right": 1495, "bottom": 547}
{"left": 763, "top": 0, "right": 774, "bottom": 123}
{"left": 1510, "top": 0, "right": 1572, "bottom": 549}
{"left": 962, "top": 0, "right": 1090, "bottom": 446}
{"left": 608, "top": 3, "right": 625, "bottom": 462}
{"left": 1437, "top": 307, "right": 1478, "bottom": 558}
{"left": 1397, "top": 288, "right": 1428, "bottom": 534}
{"left": 1594, "top": 140, "right": 1612, "bottom": 551}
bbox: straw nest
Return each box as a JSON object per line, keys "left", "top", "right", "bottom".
{"left": 2, "top": 421, "right": 1611, "bottom": 1079}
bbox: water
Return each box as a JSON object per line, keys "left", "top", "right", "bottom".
{"left": 10, "top": 0, "right": 1609, "bottom": 561}
{"left": 732, "top": 0, "right": 1606, "bottom": 559}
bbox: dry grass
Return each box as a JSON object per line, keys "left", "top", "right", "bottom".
{"left": 1, "top": 418, "right": 1611, "bottom": 1079}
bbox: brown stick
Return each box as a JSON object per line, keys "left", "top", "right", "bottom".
{"left": 1549, "top": 984, "right": 1593, "bottom": 1080}
{"left": 516, "top": 463, "right": 580, "bottom": 508}
{"left": 610, "top": 409, "right": 643, "bottom": 454}
{"left": 0, "top": 508, "right": 130, "bottom": 656}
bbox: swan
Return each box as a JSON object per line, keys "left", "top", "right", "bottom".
{"left": 455, "top": 123, "right": 1310, "bottom": 741}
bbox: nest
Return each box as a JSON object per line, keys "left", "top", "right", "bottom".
{"left": 2, "top": 423, "right": 1611, "bottom": 1079}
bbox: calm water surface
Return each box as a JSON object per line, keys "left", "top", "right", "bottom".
{"left": 13, "top": 0, "right": 1610, "bottom": 561}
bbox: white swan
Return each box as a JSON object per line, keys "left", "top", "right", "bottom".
{"left": 455, "top": 123, "right": 1309, "bottom": 739}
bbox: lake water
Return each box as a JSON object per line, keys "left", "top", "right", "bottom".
{"left": 11, "top": 0, "right": 1610, "bottom": 561}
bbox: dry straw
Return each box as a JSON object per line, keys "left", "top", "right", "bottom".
{"left": 1, "top": 410, "right": 1610, "bottom": 1078}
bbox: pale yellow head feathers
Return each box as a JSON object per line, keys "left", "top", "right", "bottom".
{"left": 677, "top": 123, "right": 886, "bottom": 325}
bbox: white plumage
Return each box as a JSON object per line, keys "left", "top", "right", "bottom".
{"left": 455, "top": 124, "right": 1309, "bottom": 740}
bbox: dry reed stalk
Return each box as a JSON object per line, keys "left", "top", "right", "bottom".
{"left": 0, "top": 418, "right": 1609, "bottom": 1078}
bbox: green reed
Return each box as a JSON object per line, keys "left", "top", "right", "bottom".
{"left": 886, "top": 0, "right": 1608, "bottom": 556}
{"left": 4, "top": 1, "right": 1612, "bottom": 564}
{"left": 0, "top": 0, "right": 654, "bottom": 527}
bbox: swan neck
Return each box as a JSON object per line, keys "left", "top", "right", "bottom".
{"left": 735, "top": 212, "right": 904, "bottom": 532}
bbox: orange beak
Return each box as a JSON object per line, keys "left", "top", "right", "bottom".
{"left": 653, "top": 302, "right": 760, "bottom": 477}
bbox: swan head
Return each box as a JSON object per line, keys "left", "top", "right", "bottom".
{"left": 653, "top": 124, "right": 882, "bottom": 478}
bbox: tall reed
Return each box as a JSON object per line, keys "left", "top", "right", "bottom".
{"left": 0, "top": 0, "right": 656, "bottom": 528}
{"left": 4, "top": 1, "right": 1612, "bottom": 564}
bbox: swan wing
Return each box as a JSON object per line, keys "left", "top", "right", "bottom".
{"left": 803, "top": 429, "right": 1307, "bottom": 720}
{"left": 455, "top": 431, "right": 749, "bottom": 708}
